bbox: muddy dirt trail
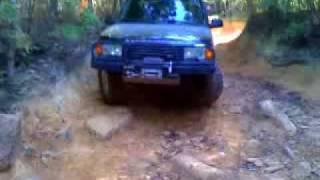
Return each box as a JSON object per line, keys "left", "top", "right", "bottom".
{"left": 1, "top": 21, "right": 320, "bottom": 180}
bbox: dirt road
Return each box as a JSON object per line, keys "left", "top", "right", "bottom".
{"left": 1, "top": 20, "right": 320, "bottom": 180}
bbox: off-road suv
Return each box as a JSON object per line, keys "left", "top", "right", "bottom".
{"left": 92, "top": 0, "right": 224, "bottom": 105}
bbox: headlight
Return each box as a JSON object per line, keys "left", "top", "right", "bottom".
{"left": 104, "top": 44, "right": 122, "bottom": 56}
{"left": 94, "top": 43, "right": 122, "bottom": 57}
{"left": 184, "top": 47, "right": 205, "bottom": 60}
{"left": 184, "top": 47, "right": 215, "bottom": 61}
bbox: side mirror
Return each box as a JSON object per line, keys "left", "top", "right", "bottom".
{"left": 209, "top": 19, "right": 223, "bottom": 28}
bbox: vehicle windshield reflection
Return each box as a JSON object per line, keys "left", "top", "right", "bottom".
{"left": 120, "top": 0, "right": 205, "bottom": 25}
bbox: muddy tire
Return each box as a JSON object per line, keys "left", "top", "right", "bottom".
{"left": 201, "top": 65, "right": 224, "bottom": 106}
{"left": 181, "top": 65, "right": 223, "bottom": 106}
{"left": 98, "top": 71, "right": 126, "bottom": 105}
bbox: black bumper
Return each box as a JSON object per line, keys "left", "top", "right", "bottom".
{"left": 92, "top": 57, "right": 217, "bottom": 75}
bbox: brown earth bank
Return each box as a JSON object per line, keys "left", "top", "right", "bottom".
{"left": 0, "top": 20, "right": 320, "bottom": 180}
{"left": 216, "top": 21, "right": 320, "bottom": 100}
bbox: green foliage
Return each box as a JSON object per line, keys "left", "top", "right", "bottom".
{"left": 245, "top": 0, "right": 319, "bottom": 48}
{"left": 0, "top": 29, "right": 33, "bottom": 52}
{"left": 286, "top": 22, "right": 306, "bottom": 40}
{"left": 80, "top": 8, "right": 101, "bottom": 31}
{"left": 0, "top": 0, "right": 107, "bottom": 76}
{"left": 0, "top": 0, "right": 16, "bottom": 25}
{"left": 50, "top": 7, "right": 101, "bottom": 42}
{"left": 60, "top": 24, "right": 84, "bottom": 41}
{"left": 15, "top": 28, "right": 32, "bottom": 52}
{"left": 0, "top": 0, "right": 32, "bottom": 51}
{"left": 259, "top": 0, "right": 278, "bottom": 9}
{"left": 61, "top": 0, "right": 80, "bottom": 23}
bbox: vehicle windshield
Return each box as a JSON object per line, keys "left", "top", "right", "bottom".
{"left": 120, "top": 0, "right": 205, "bottom": 25}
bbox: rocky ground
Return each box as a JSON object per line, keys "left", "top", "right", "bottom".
{"left": 0, "top": 21, "right": 320, "bottom": 180}
{"left": 1, "top": 61, "right": 320, "bottom": 179}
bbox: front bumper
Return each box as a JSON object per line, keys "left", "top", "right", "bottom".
{"left": 91, "top": 57, "right": 217, "bottom": 75}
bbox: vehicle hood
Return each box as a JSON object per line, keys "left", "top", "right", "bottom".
{"left": 100, "top": 23, "right": 212, "bottom": 44}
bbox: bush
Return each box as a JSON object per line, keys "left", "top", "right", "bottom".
{"left": 286, "top": 22, "right": 306, "bottom": 39}
{"left": 0, "top": 0, "right": 16, "bottom": 26}
{"left": 81, "top": 8, "right": 101, "bottom": 31}
{"left": 15, "top": 28, "right": 32, "bottom": 52}
{"left": 61, "top": 0, "right": 80, "bottom": 23}
{"left": 60, "top": 24, "right": 84, "bottom": 41}
{"left": 50, "top": 7, "right": 101, "bottom": 42}
{"left": 282, "top": 22, "right": 308, "bottom": 47}
{"left": 0, "top": 0, "right": 32, "bottom": 51}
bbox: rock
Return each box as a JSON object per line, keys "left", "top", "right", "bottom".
{"left": 40, "top": 156, "right": 49, "bottom": 167}
{"left": 55, "top": 125, "right": 72, "bottom": 142}
{"left": 41, "top": 150, "right": 60, "bottom": 160}
{"left": 291, "top": 161, "right": 312, "bottom": 180}
{"left": 191, "top": 135, "right": 206, "bottom": 144}
{"left": 241, "top": 170, "right": 288, "bottom": 180}
{"left": 160, "top": 139, "right": 170, "bottom": 150}
{"left": 243, "top": 139, "right": 261, "bottom": 158}
{"left": 261, "top": 156, "right": 286, "bottom": 174}
{"left": 259, "top": 100, "right": 297, "bottom": 136}
{"left": 13, "top": 160, "right": 40, "bottom": 180}
{"left": 176, "top": 131, "right": 187, "bottom": 138}
{"left": 22, "top": 144, "right": 36, "bottom": 158}
{"left": 264, "top": 174, "right": 288, "bottom": 180}
{"left": 0, "top": 114, "right": 21, "bottom": 172}
{"left": 151, "top": 176, "right": 163, "bottom": 180}
{"left": 312, "top": 162, "right": 320, "bottom": 177}
{"left": 228, "top": 105, "right": 242, "bottom": 114}
{"left": 240, "top": 170, "right": 264, "bottom": 180}
{"left": 223, "top": 80, "right": 232, "bottom": 89}
{"left": 162, "top": 130, "right": 182, "bottom": 140}
{"left": 243, "top": 162, "right": 259, "bottom": 172}
{"left": 263, "top": 156, "right": 282, "bottom": 166}
{"left": 162, "top": 131, "right": 173, "bottom": 138}
{"left": 263, "top": 164, "right": 285, "bottom": 174}
{"left": 304, "top": 127, "right": 320, "bottom": 146}
{"left": 286, "top": 107, "right": 304, "bottom": 117}
{"left": 126, "top": 158, "right": 154, "bottom": 174}
{"left": 282, "top": 145, "right": 295, "bottom": 159}
{"left": 247, "top": 158, "right": 264, "bottom": 167}
{"left": 172, "top": 153, "right": 234, "bottom": 180}
{"left": 86, "top": 109, "right": 131, "bottom": 139}
{"left": 173, "top": 140, "right": 184, "bottom": 147}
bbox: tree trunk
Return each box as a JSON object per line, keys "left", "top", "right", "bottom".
{"left": 88, "top": 0, "right": 93, "bottom": 9}
{"left": 26, "top": 0, "right": 35, "bottom": 34}
{"left": 308, "top": 1, "right": 320, "bottom": 25}
{"left": 247, "top": 0, "right": 255, "bottom": 19}
{"left": 7, "top": 49, "right": 15, "bottom": 78}
{"left": 49, "top": 0, "right": 58, "bottom": 19}
{"left": 112, "top": 0, "right": 119, "bottom": 15}
{"left": 48, "top": 0, "right": 58, "bottom": 29}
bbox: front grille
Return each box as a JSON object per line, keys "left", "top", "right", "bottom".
{"left": 125, "top": 44, "right": 183, "bottom": 62}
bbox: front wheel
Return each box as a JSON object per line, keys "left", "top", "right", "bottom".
{"left": 98, "top": 71, "right": 126, "bottom": 105}
{"left": 181, "top": 65, "right": 224, "bottom": 106}
{"left": 201, "top": 65, "right": 224, "bottom": 106}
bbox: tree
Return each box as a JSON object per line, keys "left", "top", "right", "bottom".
{"left": 0, "top": 0, "right": 18, "bottom": 78}
{"left": 246, "top": 0, "right": 254, "bottom": 18}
